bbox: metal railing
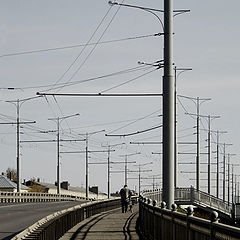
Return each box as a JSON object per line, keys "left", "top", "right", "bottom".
{"left": 0, "top": 191, "right": 86, "bottom": 203}
{"left": 142, "top": 187, "right": 232, "bottom": 216}
{"left": 139, "top": 197, "right": 240, "bottom": 240}
{"left": 12, "top": 198, "right": 122, "bottom": 240}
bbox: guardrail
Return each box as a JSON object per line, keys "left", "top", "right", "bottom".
{"left": 142, "top": 187, "right": 232, "bottom": 216}
{"left": 139, "top": 197, "right": 240, "bottom": 240}
{"left": 0, "top": 191, "right": 86, "bottom": 203}
{"left": 12, "top": 198, "right": 122, "bottom": 240}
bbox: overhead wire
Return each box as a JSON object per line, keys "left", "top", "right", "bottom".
{"left": 43, "top": 96, "right": 57, "bottom": 119}
{"left": 106, "top": 125, "right": 162, "bottom": 137}
{"left": 48, "top": 0, "right": 126, "bottom": 93}
{"left": 0, "top": 64, "right": 150, "bottom": 91}
{"left": 0, "top": 33, "right": 160, "bottom": 58}
{"left": 100, "top": 67, "right": 158, "bottom": 93}
{"left": 107, "top": 108, "right": 161, "bottom": 134}
{"left": 133, "top": 134, "right": 162, "bottom": 142}
{"left": 42, "top": 64, "right": 151, "bottom": 92}
{"left": 52, "top": 95, "right": 73, "bottom": 134}
{"left": 177, "top": 96, "right": 195, "bottom": 120}
{"left": 46, "top": 5, "right": 114, "bottom": 92}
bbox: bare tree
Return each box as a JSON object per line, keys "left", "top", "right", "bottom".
{"left": 6, "top": 168, "right": 17, "bottom": 182}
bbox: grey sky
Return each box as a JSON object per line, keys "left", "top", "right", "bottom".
{"left": 0, "top": 1, "right": 239, "bottom": 195}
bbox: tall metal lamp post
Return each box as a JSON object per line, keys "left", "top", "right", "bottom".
{"left": 48, "top": 113, "right": 80, "bottom": 194}
{"left": 108, "top": 0, "right": 189, "bottom": 208}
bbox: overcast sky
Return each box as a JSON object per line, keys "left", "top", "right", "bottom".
{"left": 0, "top": 1, "right": 239, "bottom": 196}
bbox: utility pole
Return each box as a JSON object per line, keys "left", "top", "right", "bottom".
{"left": 207, "top": 115, "right": 211, "bottom": 195}
{"left": 125, "top": 155, "right": 127, "bottom": 186}
{"left": 0, "top": 118, "right": 36, "bottom": 192}
{"left": 201, "top": 115, "right": 220, "bottom": 195}
{"left": 57, "top": 117, "right": 60, "bottom": 195}
{"left": 213, "top": 130, "right": 227, "bottom": 198}
{"left": 119, "top": 153, "right": 140, "bottom": 186}
{"left": 16, "top": 100, "right": 20, "bottom": 192}
{"left": 216, "top": 131, "right": 220, "bottom": 198}
{"left": 232, "top": 164, "right": 234, "bottom": 205}
{"left": 61, "top": 129, "right": 105, "bottom": 199}
{"left": 6, "top": 98, "right": 36, "bottom": 192}
{"left": 180, "top": 96, "right": 211, "bottom": 192}
{"left": 162, "top": 0, "right": 175, "bottom": 209}
{"left": 85, "top": 133, "right": 89, "bottom": 199}
{"left": 234, "top": 174, "right": 239, "bottom": 203}
{"left": 61, "top": 147, "right": 113, "bottom": 199}
{"left": 48, "top": 113, "right": 80, "bottom": 194}
{"left": 223, "top": 144, "right": 226, "bottom": 202}
{"left": 150, "top": 174, "right": 162, "bottom": 191}
{"left": 131, "top": 162, "right": 153, "bottom": 194}
{"left": 174, "top": 67, "right": 192, "bottom": 189}
{"left": 237, "top": 182, "right": 240, "bottom": 203}
{"left": 107, "top": 145, "right": 110, "bottom": 198}
{"left": 103, "top": 143, "right": 125, "bottom": 198}
{"left": 211, "top": 140, "right": 231, "bottom": 200}
{"left": 228, "top": 154, "right": 230, "bottom": 205}
{"left": 221, "top": 143, "right": 233, "bottom": 201}
{"left": 196, "top": 97, "right": 200, "bottom": 192}
{"left": 234, "top": 175, "right": 237, "bottom": 203}
{"left": 227, "top": 155, "right": 237, "bottom": 205}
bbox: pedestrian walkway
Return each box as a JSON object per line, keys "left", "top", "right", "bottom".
{"left": 60, "top": 204, "right": 140, "bottom": 240}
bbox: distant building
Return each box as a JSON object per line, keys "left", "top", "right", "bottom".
{"left": 0, "top": 175, "right": 28, "bottom": 193}
{"left": 25, "top": 180, "right": 107, "bottom": 200}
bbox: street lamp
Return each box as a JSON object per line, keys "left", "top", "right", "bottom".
{"left": 101, "top": 142, "right": 125, "bottom": 198}
{"left": 119, "top": 152, "right": 140, "bottom": 186}
{"left": 108, "top": 0, "right": 189, "bottom": 208}
{"left": 109, "top": 1, "right": 165, "bottom": 31}
{"left": 109, "top": 0, "right": 172, "bottom": 205}
{"left": 179, "top": 95, "right": 211, "bottom": 191}
{"left": 132, "top": 162, "right": 153, "bottom": 194}
{"left": 6, "top": 97, "right": 37, "bottom": 192}
{"left": 48, "top": 113, "right": 80, "bottom": 194}
{"left": 174, "top": 67, "right": 192, "bottom": 189}
{"left": 80, "top": 129, "right": 105, "bottom": 199}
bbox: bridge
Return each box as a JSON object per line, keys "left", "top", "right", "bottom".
{"left": 1, "top": 188, "right": 240, "bottom": 239}
{"left": 1, "top": 0, "right": 240, "bottom": 239}
{"left": 144, "top": 187, "right": 232, "bottom": 218}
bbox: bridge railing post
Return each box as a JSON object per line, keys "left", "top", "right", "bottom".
{"left": 171, "top": 203, "right": 177, "bottom": 240}
{"left": 153, "top": 200, "right": 157, "bottom": 240}
{"left": 186, "top": 206, "right": 194, "bottom": 240}
{"left": 210, "top": 211, "right": 218, "bottom": 240}
{"left": 161, "top": 201, "right": 166, "bottom": 240}
{"left": 147, "top": 198, "right": 152, "bottom": 239}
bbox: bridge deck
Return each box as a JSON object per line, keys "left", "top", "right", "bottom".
{"left": 60, "top": 205, "right": 140, "bottom": 240}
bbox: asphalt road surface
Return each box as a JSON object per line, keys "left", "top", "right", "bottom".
{"left": 0, "top": 201, "right": 86, "bottom": 240}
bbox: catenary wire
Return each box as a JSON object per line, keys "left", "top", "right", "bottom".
{"left": 46, "top": 5, "right": 114, "bottom": 92}
{"left": 48, "top": 1, "right": 125, "bottom": 93}
{"left": 100, "top": 67, "right": 158, "bottom": 93}
{"left": 0, "top": 33, "right": 160, "bottom": 58}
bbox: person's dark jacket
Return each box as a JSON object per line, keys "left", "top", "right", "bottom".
{"left": 120, "top": 187, "right": 130, "bottom": 202}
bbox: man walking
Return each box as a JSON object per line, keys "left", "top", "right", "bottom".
{"left": 120, "top": 184, "right": 130, "bottom": 213}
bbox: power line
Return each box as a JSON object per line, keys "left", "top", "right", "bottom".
{"left": 48, "top": 1, "right": 125, "bottom": 93}
{"left": 4, "top": 64, "right": 149, "bottom": 91}
{"left": 107, "top": 108, "right": 161, "bottom": 134}
{"left": 47, "top": 5, "right": 114, "bottom": 92}
{"left": 100, "top": 67, "right": 159, "bottom": 93}
{"left": 60, "top": 113, "right": 160, "bottom": 131}
{"left": 106, "top": 125, "right": 162, "bottom": 137}
{"left": 0, "top": 33, "right": 161, "bottom": 58}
